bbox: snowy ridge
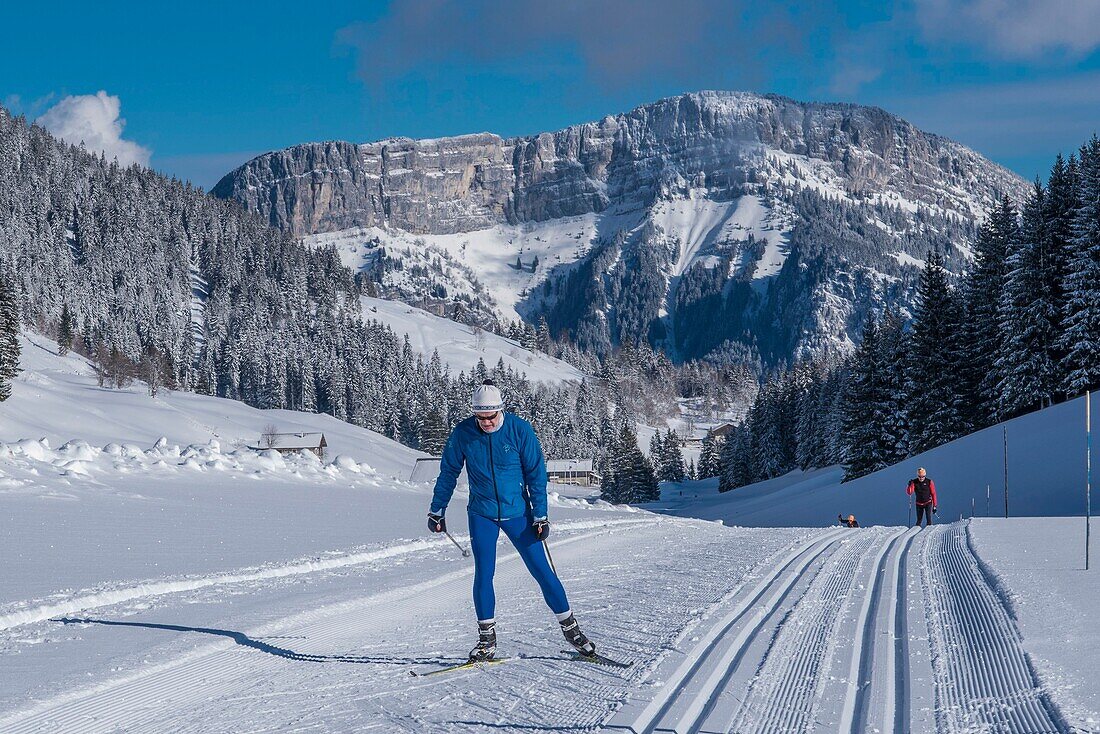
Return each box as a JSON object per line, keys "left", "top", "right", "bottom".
{"left": 359, "top": 295, "right": 586, "bottom": 383}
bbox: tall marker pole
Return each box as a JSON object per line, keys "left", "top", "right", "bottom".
{"left": 1003, "top": 426, "right": 1010, "bottom": 518}
{"left": 1087, "top": 391, "right": 1092, "bottom": 571}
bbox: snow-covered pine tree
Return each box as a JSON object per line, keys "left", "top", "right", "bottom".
{"left": 536, "top": 316, "right": 551, "bottom": 352}
{"left": 0, "top": 272, "right": 20, "bottom": 401}
{"left": 698, "top": 433, "right": 722, "bottom": 478}
{"left": 909, "top": 249, "right": 969, "bottom": 452}
{"left": 718, "top": 423, "right": 752, "bottom": 492}
{"left": 842, "top": 316, "right": 883, "bottom": 480}
{"left": 877, "top": 307, "right": 910, "bottom": 462}
{"left": 660, "top": 428, "right": 686, "bottom": 481}
{"left": 648, "top": 430, "right": 664, "bottom": 477}
{"left": 57, "top": 302, "right": 74, "bottom": 356}
{"left": 996, "top": 180, "right": 1060, "bottom": 416}
{"left": 1043, "top": 154, "right": 1078, "bottom": 381}
{"left": 963, "top": 197, "right": 1020, "bottom": 425}
{"left": 418, "top": 407, "right": 449, "bottom": 456}
{"left": 1061, "top": 136, "right": 1100, "bottom": 394}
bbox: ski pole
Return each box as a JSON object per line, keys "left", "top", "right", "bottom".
{"left": 542, "top": 539, "right": 558, "bottom": 576}
{"left": 445, "top": 530, "right": 470, "bottom": 557}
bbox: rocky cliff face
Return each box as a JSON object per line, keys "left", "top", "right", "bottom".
{"left": 214, "top": 91, "right": 1029, "bottom": 367}
{"left": 214, "top": 92, "right": 1022, "bottom": 238}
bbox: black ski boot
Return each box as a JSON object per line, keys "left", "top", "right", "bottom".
{"left": 468, "top": 621, "right": 497, "bottom": 662}
{"left": 559, "top": 614, "right": 596, "bottom": 657}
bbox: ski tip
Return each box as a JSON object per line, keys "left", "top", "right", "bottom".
{"left": 561, "top": 650, "right": 632, "bottom": 668}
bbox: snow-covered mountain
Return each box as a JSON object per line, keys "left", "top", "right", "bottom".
{"left": 214, "top": 91, "right": 1030, "bottom": 365}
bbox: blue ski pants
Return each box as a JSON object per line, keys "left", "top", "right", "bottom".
{"left": 468, "top": 511, "right": 569, "bottom": 621}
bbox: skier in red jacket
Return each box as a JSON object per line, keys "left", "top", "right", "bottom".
{"left": 906, "top": 467, "right": 937, "bottom": 527}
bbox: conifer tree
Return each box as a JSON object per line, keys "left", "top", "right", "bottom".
{"left": 698, "top": 433, "right": 722, "bottom": 478}
{"left": 1061, "top": 136, "right": 1100, "bottom": 393}
{"left": 660, "top": 428, "right": 686, "bottom": 481}
{"left": 996, "top": 181, "right": 1060, "bottom": 416}
{"left": 57, "top": 303, "right": 75, "bottom": 356}
{"left": 909, "top": 250, "right": 968, "bottom": 452}
{"left": 842, "top": 316, "right": 883, "bottom": 479}
{"left": 0, "top": 273, "right": 20, "bottom": 401}
{"left": 963, "top": 196, "right": 1020, "bottom": 425}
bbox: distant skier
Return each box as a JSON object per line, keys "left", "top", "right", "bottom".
{"left": 906, "top": 467, "right": 938, "bottom": 527}
{"left": 837, "top": 513, "right": 859, "bottom": 528}
{"left": 427, "top": 379, "right": 597, "bottom": 662}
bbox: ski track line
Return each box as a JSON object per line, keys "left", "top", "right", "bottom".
{"left": 0, "top": 522, "right": 639, "bottom": 733}
{"left": 602, "top": 526, "right": 848, "bottom": 734}
{"left": 840, "top": 526, "right": 915, "bottom": 734}
{"left": 725, "top": 529, "right": 884, "bottom": 734}
{"left": 0, "top": 517, "right": 650, "bottom": 633}
{"left": 924, "top": 522, "right": 1066, "bottom": 734}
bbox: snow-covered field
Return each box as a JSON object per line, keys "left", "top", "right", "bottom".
{"left": 360, "top": 296, "right": 587, "bottom": 383}
{"left": 2, "top": 336, "right": 1097, "bottom": 732}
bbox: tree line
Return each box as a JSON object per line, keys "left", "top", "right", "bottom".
{"left": 712, "top": 136, "right": 1100, "bottom": 490}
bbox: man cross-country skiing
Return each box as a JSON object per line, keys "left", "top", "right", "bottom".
{"left": 906, "top": 467, "right": 938, "bottom": 528}
{"left": 427, "top": 379, "right": 597, "bottom": 663}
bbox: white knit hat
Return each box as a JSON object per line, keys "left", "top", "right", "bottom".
{"left": 471, "top": 380, "right": 504, "bottom": 412}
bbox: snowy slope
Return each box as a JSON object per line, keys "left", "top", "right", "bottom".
{"left": 653, "top": 392, "right": 1098, "bottom": 528}
{"left": 309, "top": 213, "right": 604, "bottom": 323}
{"left": 359, "top": 296, "right": 586, "bottom": 383}
{"left": 2, "top": 333, "right": 422, "bottom": 477}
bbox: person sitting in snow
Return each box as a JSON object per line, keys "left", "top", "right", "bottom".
{"left": 837, "top": 513, "right": 859, "bottom": 528}
{"left": 906, "top": 467, "right": 938, "bottom": 528}
{"left": 427, "top": 379, "right": 597, "bottom": 662}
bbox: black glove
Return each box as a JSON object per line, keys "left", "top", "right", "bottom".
{"left": 428, "top": 512, "right": 446, "bottom": 533}
{"left": 533, "top": 518, "right": 550, "bottom": 541}
{"left": 933, "top": 506, "right": 938, "bottom": 514}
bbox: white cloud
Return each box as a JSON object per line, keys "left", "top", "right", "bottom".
{"left": 915, "top": 0, "right": 1100, "bottom": 60}
{"left": 36, "top": 91, "right": 151, "bottom": 167}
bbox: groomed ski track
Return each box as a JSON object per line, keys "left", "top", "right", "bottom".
{"left": 605, "top": 522, "right": 1067, "bottom": 734}
{"left": 0, "top": 521, "right": 1069, "bottom": 732}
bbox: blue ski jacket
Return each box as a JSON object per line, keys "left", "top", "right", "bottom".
{"left": 430, "top": 413, "right": 549, "bottom": 521}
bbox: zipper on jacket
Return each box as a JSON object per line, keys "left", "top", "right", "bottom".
{"left": 487, "top": 431, "right": 502, "bottom": 521}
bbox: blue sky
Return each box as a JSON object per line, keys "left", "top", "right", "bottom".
{"left": 3, "top": 1, "right": 1099, "bottom": 189}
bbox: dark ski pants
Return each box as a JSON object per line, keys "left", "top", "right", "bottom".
{"left": 468, "top": 511, "right": 569, "bottom": 621}
{"left": 915, "top": 504, "right": 934, "bottom": 527}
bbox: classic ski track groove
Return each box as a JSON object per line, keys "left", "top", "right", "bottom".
{"left": 604, "top": 527, "right": 848, "bottom": 734}
{"left": 723, "top": 529, "right": 885, "bottom": 734}
{"left": 0, "top": 523, "right": 643, "bottom": 734}
{"left": 923, "top": 522, "right": 1066, "bottom": 734}
{"left": 841, "top": 526, "right": 916, "bottom": 734}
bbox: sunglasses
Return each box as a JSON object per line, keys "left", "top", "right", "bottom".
{"left": 475, "top": 411, "right": 501, "bottom": 423}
